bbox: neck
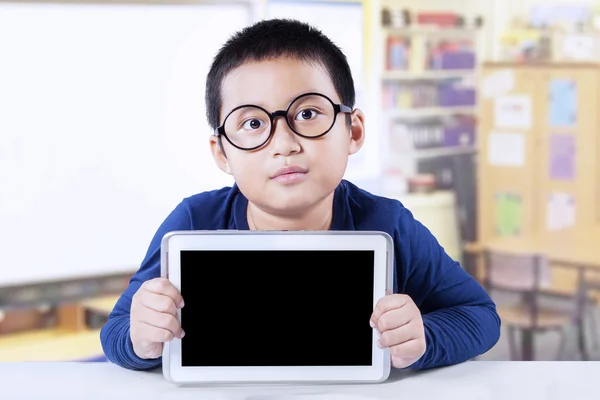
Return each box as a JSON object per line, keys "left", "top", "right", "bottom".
{"left": 247, "top": 193, "right": 334, "bottom": 231}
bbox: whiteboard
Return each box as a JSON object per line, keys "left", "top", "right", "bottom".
{"left": 0, "top": 2, "right": 251, "bottom": 286}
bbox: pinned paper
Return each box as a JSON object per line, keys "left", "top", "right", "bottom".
{"left": 482, "top": 70, "right": 515, "bottom": 99}
{"left": 549, "top": 134, "right": 576, "bottom": 180}
{"left": 549, "top": 79, "right": 577, "bottom": 127}
{"left": 495, "top": 193, "right": 522, "bottom": 236}
{"left": 547, "top": 193, "right": 576, "bottom": 231}
{"left": 562, "top": 34, "right": 597, "bottom": 61}
{"left": 488, "top": 132, "right": 525, "bottom": 167}
{"left": 494, "top": 95, "right": 532, "bottom": 129}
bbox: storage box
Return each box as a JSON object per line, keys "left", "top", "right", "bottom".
{"left": 438, "top": 51, "right": 476, "bottom": 69}
{"left": 438, "top": 80, "right": 476, "bottom": 106}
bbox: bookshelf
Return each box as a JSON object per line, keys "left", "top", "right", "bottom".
{"left": 375, "top": 4, "right": 484, "bottom": 248}
{"left": 380, "top": 19, "right": 480, "bottom": 164}
{"left": 382, "top": 69, "right": 475, "bottom": 81}
{"left": 384, "top": 106, "right": 477, "bottom": 119}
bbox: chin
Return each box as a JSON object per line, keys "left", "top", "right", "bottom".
{"left": 244, "top": 175, "right": 338, "bottom": 214}
{"left": 267, "top": 195, "right": 315, "bottom": 215}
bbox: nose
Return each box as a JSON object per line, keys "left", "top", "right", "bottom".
{"left": 269, "top": 114, "right": 301, "bottom": 157}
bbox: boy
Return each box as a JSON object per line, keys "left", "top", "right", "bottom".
{"left": 100, "top": 18, "right": 500, "bottom": 371}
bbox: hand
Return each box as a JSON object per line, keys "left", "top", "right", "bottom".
{"left": 370, "top": 291, "right": 426, "bottom": 369}
{"left": 130, "top": 278, "right": 185, "bottom": 359}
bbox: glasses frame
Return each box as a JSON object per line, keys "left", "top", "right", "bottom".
{"left": 214, "top": 92, "right": 353, "bottom": 151}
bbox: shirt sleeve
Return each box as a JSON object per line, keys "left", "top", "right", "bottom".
{"left": 395, "top": 207, "right": 501, "bottom": 370}
{"left": 100, "top": 200, "right": 192, "bottom": 370}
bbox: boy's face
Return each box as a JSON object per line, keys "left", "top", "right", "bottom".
{"left": 209, "top": 57, "right": 365, "bottom": 215}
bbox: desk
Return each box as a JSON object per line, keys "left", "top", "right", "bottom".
{"left": 2, "top": 361, "right": 600, "bottom": 399}
{"left": 0, "top": 328, "right": 103, "bottom": 362}
{"left": 484, "top": 228, "right": 600, "bottom": 270}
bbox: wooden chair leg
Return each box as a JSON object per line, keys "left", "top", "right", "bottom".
{"left": 578, "top": 315, "right": 590, "bottom": 361}
{"left": 508, "top": 326, "right": 519, "bottom": 361}
{"left": 556, "top": 327, "right": 567, "bottom": 361}
{"left": 587, "top": 305, "right": 600, "bottom": 351}
{"left": 520, "top": 328, "right": 537, "bottom": 361}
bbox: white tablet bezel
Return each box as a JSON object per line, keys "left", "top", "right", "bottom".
{"left": 160, "top": 230, "right": 393, "bottom": 385}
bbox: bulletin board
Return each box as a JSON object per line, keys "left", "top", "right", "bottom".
{"left": 473, "top": 63, "right": 600, "bottom": 287}
{"left": 477, "top": 65, "right": 540, "bottom": 244}
{"left": 538, "top": 68, "right": 599, "bottom": 233}
{"left": 477, "top": 62, "right": 600, "bottom": 278}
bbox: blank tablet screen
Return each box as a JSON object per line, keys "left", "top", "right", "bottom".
{"left": 180, "top": 250, "right": 375, "bottom": 367}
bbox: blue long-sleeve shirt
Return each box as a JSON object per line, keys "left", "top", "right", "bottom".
{"left": 100, "top": 179, "right": 500, "bottom": 371}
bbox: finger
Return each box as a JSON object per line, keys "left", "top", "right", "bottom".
{"left": 389, "top": 339, "right": 426, "bottom": 369}
{"left": 378, "top": 320, "right": 420, "bottom": 348}
{"left": 138, "top": 321, "right": 179, "bottom": 343}
{"left": 138, "top": 307, "right": 184, "bottom": 339}
{"left": 143, "top": 278, "right": 185, "bottom": 308}
{"left": 139, "top": 292, "right": 178, "bottom": 316}
{"left": 377, "top": 307, "right": 413, "bottom": 333}
{"left": 370, "top": 294, "right": 410, "bottom": 328}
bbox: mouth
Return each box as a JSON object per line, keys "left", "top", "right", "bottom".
{"left": 271, "top": 165, "right": 308, "bottom": 183}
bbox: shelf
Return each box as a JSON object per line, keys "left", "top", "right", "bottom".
{"left": 0, "top": 272, "right": 131, "bottom": 310}
{"left": 385, "top": 106, "right": 477, "bottom": 119}
{"left": 390, "top": 146, "right": 478, "bottom": 160}
{"left": 384, "top": 26, "right": 478, "bottom": 37}
{"left": 80, "top": 295, "right": 120, "bottom": 316}
{"left": 383, "top": 70, "right": 476, "bottom": 81}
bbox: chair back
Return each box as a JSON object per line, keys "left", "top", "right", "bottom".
{"left": 484, "top": 250, "right": 551, "bottom": 292}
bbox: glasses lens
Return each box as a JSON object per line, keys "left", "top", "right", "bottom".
{"left": 287, "top": 94, "right": 335, "bottom": 137}
{"left": 223, "top": 106, "right": 271, "bottom": 149}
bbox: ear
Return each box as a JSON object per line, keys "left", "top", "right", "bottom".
{"left": 348, "top": 109, "right": 366, "bottom": 156}
{"left": 209, "top": 135, "right": 232, "bottom": 175}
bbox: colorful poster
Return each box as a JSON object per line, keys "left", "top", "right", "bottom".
{"left": 549, "top": 79, "right": 577, "bottom": 127}
{"left": 549, "top": 134, "right": 576, "bottom": 180}
{"left": 494, "top": 95, "right": 532, "bottom": 130}
{"left": 495, "top": 193, "right": 522, "bottom": 236}
{"left": 547, "top": 192, "right": 576, "bottom": 231}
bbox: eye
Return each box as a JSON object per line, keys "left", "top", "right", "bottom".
{"left": 242, "top": 118, "right": 266, "bottom": 130}
{"left": 295, "top": 109, "right": 318, "bottom": 121}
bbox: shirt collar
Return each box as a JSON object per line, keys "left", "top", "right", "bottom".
{"left": 231, "top": 180, "right": 352, "bottom": 231}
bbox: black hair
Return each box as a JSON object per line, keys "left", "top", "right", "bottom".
{"left": 205, "top": 18, "right": 355, "bottom": 131}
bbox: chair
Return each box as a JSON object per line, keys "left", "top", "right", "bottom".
{"left": 483, "top": 249, "right": 585, "bottom": 361}
{"left": 584, "top": 274, "right": 600, "bottom": 351}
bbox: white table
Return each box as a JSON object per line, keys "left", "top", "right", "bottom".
{"left": 2, "top": 361, "right": 600, "bottom": 399}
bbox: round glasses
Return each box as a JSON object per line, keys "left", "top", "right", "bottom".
{"left": 215, "top": 92, "right": 353, "bottom": 151}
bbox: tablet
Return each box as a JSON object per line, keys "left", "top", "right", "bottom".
{"left": 160, "top": 230, "right": 393, "bottom": 385}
